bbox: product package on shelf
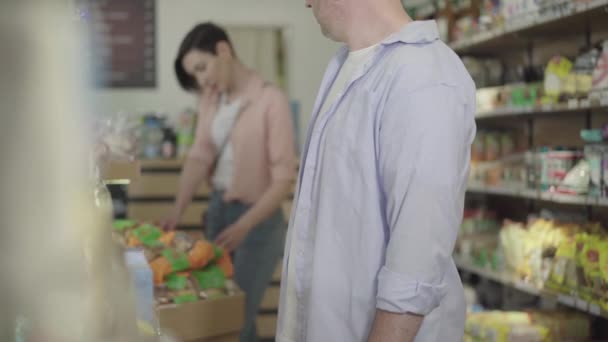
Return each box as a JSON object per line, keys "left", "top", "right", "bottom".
{"left": 470, "top": 129, "right": 523, "bottom": 188}
{"left": 457, "top": 208, "right": 502, "bottom": 269}
{"left": 462, "top": 211, "right": 608, "bottom": 307}
{"left": 465, "top": 310, "right": 591, "bottom": 342}
{"left": 546, "top": 226, "right": 608, "bottom": 312}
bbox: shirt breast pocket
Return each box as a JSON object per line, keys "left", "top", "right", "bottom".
{"left": 324, "top": 88, "right": 379, "bottom": 155}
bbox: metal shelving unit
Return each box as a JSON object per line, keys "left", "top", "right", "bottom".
{"left": 454, "top": 256, "right": 608, "bottom": 319}
{"left": 467, "top": 183, "right": 608, "bottom": 207}
{"left": 450, "top": 0, "right": 608, "bottom": 56}
{"left": 476, "top": 98, "right": 608, "bottom": 120}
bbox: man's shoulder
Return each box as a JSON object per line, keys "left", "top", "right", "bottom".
{"left": 376, "top": 41, "right": 473, "bottom": 94}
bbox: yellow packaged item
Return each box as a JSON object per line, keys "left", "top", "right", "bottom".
{"left": 547, "top": 238, "right": 576, "bottom": 291}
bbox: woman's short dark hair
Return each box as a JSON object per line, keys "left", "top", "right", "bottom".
{"left": 174, "top": 22, "right": 233, "bottom": 91}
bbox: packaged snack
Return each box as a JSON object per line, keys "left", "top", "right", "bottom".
{"left": 500, "top": 132, "right": 515, "bottom": 157}
{"left": 580, "top": 236, "right": 601, "bottom": 301}
{"left": 556, "top": 159, "right": 590, "bottom": 195}
{"left": 547, "top": 238, "right": 576, "bottom": 292}
{"left": 216, "top": 252, "right": 234, "bottom": 278}
{"left": 156, "top": 273, "right": 199, "bottom": 305}
{"left": 472, "top": 131, "right": 486, "bottom": 162}
{"left": 603, "top": 147, "right": 608, "bottom": 197}
{"left": 584, "top": 145, "right": 603, "bottom": 196}
{"left": 543, "top": 56, "right": 573, "bottom": 104}
{"left": 569, "top": 233, "right": 590, "bottom": 292}
{"left": 193, "top": 266, "right": 226, "bottom": 292}
{"left": 485, "top": 132, "right": 501, "bottom": 161}
{"left": 149, "top": 240, "right": 215, "bottom": 284}
{"left": 599, "top": 241, "right": 608, "bottom": 311}
{"left": 592, "top": 41, "right": 608, "bottom": 91}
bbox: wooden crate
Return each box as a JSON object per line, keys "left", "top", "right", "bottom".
{"left": 127, "top": 202, "right": 207, "bottom": 226}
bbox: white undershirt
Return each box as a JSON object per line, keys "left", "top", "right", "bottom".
{"left": 281, "top": 43, "right": 379, "bottom": 341}
{"left": 210, "top": 96, "right": 242, "bottom": 191}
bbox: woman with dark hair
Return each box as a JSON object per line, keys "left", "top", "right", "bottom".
{"left": 165, "top": 22, "right": 296, "bottom": 342}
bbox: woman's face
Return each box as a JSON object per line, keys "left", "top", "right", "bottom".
{"left": 182, "top": 43, "right": 232, "bottom": 93}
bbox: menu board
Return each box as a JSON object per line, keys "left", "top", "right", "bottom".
{"left": 82, "top": 0, "right": 156, "bottom": 88}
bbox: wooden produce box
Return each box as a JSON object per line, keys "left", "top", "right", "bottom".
{"left": 158, "top": 292, "right": 245, "bottom": 342}
{"left": 101, "top": 160, "right": 141, "bottom": 182}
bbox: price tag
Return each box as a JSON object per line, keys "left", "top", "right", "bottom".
{"left": 568, "top": 99, "right": 578, "bottom": 109}
{"left": 580, "top": 99, "right": 590, "bottom": 108}
{"left": 558, "top": 294, "right": 576, "bottom": 307}
{"left": 589, "top": 303, "right": 601, "bottom": 316}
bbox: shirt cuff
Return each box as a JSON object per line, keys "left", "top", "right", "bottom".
{"left": 376, "top": 266, "right": 447, "bottom": 315}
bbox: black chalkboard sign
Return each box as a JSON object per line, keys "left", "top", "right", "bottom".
{"left": 81, "top": 0, "right": 156, "bottom": 88}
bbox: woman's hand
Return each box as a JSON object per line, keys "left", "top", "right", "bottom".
{"left": 215, "top": 222, "right": 250, "bottom": 252}
{"left": 161, "top": 208, "right": 181, "bottom": 231}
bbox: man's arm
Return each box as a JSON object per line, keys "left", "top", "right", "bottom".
{"left": 368, "top": 310, "right": 423, "bottom": 342}
{"left": 372, "top": 71, "right": 472, "bottom": 340}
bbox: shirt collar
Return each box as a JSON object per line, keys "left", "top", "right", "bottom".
{"left": 333, "top": 20, "right": 440, "bottom": 63}
{"left": 381, "top": 20, "right": 440, "bottom": 46}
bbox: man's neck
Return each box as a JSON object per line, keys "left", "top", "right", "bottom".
{"left": 343, "top": 0, "right": 412, "bottom": 51}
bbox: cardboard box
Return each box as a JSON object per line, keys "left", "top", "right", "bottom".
{"left": 101, "top": 160, "right": 141, "bottom": 182}
{"left": 158, "top": 292, "right": 245, "bottom": 342}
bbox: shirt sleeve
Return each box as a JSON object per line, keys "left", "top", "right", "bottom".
{"left": 376, "top": 77, "right": 473, "bottom": 316}
{"left": 187, "top": 99, "right": 217, "bottom": 177}
{"left": 265, "top": 88, "right": 297, "bottom": 183}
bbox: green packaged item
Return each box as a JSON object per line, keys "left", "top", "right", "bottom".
{"left": 193, "top": 266, "right": 226, "bottom": 290}
{"left": 173, "top": 293, "right": 198, "bottom": 304}
{"left": 113, "top": 219, "right": 136, "bottom": 231}
{"left": 132, "top": 224, "right": 164, "bottom": 248}
{"left": 165, "top": 273, "right": 189, "bottom": 291}
{"left": 213, "top": 246, "right": 223, "bottom": 260}
{"left": 161, "top": 249, "right": 191, "bottom": 273}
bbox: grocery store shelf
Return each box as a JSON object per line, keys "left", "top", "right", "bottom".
{"left": 451, "top": 0, "right": 608, "bottom": 55}
{"left": 476, "top": 99, "right": 608, "bottom": 120}
{"left": 139, "top": 158, "right": 185, "bottom": 170}
{"left": 467, "top": 184, "right": 608, "bottom": 207}
{"left": 101, "top": 160, "right": 141, "bottom": 183}
{"left": 454, "top": 256, "right": 608, "bottom": 318}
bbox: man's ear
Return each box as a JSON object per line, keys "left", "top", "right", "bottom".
{"left": 216, "top": 41, "right": 233, "bottom": 58}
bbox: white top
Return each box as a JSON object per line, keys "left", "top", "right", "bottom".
{"left": 318, "top": 43, "right": 379, "bottom": 116}
{"left": 281, "top": 43, "right": 379, "bottom": 341}
{"left": 210, "top": 96, "right": 242, "bottom": 191}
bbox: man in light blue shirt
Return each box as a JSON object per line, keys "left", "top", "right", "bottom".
{"left": 277, "top": 0, "right": 476, "bottom": 341}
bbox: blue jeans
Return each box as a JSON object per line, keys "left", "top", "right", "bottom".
{"left": 205, "top": 192, "right": 285, "bottom": 342}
